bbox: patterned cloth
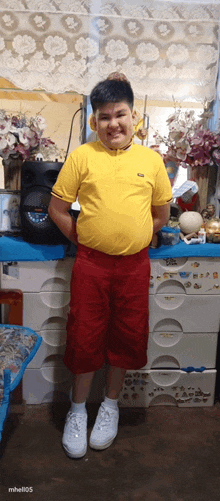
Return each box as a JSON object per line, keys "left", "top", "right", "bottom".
{"left": 0, "top": 325, "right": 42, "bottom": 441}
{"left": 0, "top": 1, "right": 218, "bottom": 102}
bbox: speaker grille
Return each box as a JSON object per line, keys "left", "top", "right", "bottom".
{"left": 20, "top": 187, "right": 68, "bottom": 245}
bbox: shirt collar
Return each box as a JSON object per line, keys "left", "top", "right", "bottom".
{"left": 99, "top": 139, "right": 133, "bottom": 152}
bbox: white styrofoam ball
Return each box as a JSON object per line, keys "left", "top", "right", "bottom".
{"left": 179, "top": 211, "right": 203, "bottom": 234}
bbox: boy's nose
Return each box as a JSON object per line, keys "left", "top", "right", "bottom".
{"left": 108, "top": 117, "right": 119, "bottom": 128}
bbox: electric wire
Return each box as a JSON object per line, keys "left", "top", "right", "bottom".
{"left": 64, "top": 105, "right": 84, "bottom": 161}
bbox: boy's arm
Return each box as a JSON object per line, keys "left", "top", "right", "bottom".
{"left": 151, "top": 202, "right": 171, "bottom": 234}
{"left": 48, "top": 196, "right": 78, "bottom": 245}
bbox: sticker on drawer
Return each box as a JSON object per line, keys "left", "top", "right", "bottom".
{"left": 154, "top": 294, "right": 184, "bottom": 309}
{"left": 2, "top": 262, "right": 19, "bottom": 278}
{"left": 119, "top": 370, "right": 216, "bottom": 407}
{"left": 150, "top": 257, "right": 220, "bottom": 294}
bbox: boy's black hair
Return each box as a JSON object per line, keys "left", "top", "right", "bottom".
{"left": 90, "top": 79, "right": 134, "bottom": 112}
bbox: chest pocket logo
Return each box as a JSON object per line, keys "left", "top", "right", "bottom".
{"left": 137, "top": 173, "right": 144, "bottom": 177}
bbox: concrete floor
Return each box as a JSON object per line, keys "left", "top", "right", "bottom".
{"left": 1, "top": 400, "right": 220, "bottom": 501}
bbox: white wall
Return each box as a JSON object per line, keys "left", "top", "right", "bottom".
{"left": 0, "top": 95, "right": 83, "bottom": 189}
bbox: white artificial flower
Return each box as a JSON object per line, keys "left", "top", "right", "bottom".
{"left": 0, "top": 119, "right": 11, "bottom": 134}
{"left": 17, "top": 127, "right": 35, "bottom": 146}
{"left": 31, "top": 115, "right": 47, "bottom": 131}
{"left": 6, "top": 133, "right": 17, "bottom": 147}
{"left": 28, "top": 134, "right": 39, "bottom": 148}
{"left": 0, "top": 136, "right": 8, "bottom": 149}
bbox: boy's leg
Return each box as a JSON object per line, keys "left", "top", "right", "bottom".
{"left": 89, "top": 365, "right": 125, "bottom": 451}
{"left": 62, "top": 371, "right": 95, "bottom": 459}
{"left": 72, "top": 371, "right": 95, "bottom": 402}
{"left": 106, "top": 365, "right": 126, "bottom": 399}
{"left": 62, "top": 245, "right": 114, "bottom": 458}
{"left": 89, "top": 247, "right": 150, "bottom": 451}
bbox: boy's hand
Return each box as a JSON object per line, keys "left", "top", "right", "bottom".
{"left": 136, "top": 127, "right": 148, "bottom": 140}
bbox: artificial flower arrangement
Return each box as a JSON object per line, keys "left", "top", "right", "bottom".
{"left": 153, "top": 106, "right": 220, "bottom": 171}
{"left": 0, "top": 109, "right": 59, "bottom": 162}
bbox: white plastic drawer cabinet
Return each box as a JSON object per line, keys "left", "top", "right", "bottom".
{"left": 144, "top": 332, "right": 218, "bottom": 370}
{"left": 118, "top": 369, "right": 216, "bottom": 408}
{"left": 23, "top": 365, "right": 106, "bottom": 404}
{"left": 149, "top": 294, "right": 220, "bottom": 333}
{"left": 0, "top": 258, "right": 74, "bottom": 292}
{"left": 22, "top": 365, "right": 72, "bottom": 404}
{"left": 150, "top": 257, "right": 220, "bottom": 295}
{"left": 23, "top": 292, "right": 70, "bottom": 331}
{"left": 28, "top": 328, "right": 67, "bottom": 369}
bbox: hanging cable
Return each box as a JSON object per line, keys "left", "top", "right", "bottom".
{"left": 64, "top": 105, "right": 85, "bottom": 161}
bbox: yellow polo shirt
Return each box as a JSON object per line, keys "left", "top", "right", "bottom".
{"left": 51, "top": 141, "right": 172, "bottom": 255}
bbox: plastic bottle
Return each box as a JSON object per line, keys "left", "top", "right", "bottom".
{"left": 198, "top": 227, "right": 206, "bottom": 244}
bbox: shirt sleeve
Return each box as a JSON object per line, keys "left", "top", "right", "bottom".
{"left": 51, "top": 151, "right": 81, "bottom": 203}
{"left": 151, "top": 153, "right": 173, "bottom": 206}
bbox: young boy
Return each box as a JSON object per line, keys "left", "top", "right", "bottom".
{"left": 48, "top": 76, "right": 172, "bottom": 459}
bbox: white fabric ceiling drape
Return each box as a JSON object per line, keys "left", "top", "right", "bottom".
{"left": 0, "top": 0, "right": 219, "bottom": 102}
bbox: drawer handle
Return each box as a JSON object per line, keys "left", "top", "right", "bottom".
{"left": 181, "top": 366, "right": 206, "bottom": 373}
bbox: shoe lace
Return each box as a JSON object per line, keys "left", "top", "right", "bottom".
{"left": 97, "top": 406, "right": 115, "bottom": 430}
{"left": 67, "top": 412, "right": 85, "bottom": 436}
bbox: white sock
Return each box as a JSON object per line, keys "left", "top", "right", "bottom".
{"left": 103, "top": 396, "right": 118, "bottom": 411}
{"left": 70, "top": 401, "right": 87, "bottom": 414}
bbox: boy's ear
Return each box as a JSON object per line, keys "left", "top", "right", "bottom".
{"left": 90, "top": 114, "right": 97, "bottom": 131}
{"left": 132, "top": 109, "right": 141, "bottom": 127}
{"left": 132, "top": 111, "right": 136, "bottom": 125}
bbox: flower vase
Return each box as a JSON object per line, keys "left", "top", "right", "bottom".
{"left": 3, "top": 156, "right": 23, "bottom": 191}
{"left": 189, "top": 164, "right": 209, "bottom": 212}
{"left": 165, "top": 161, "right": 178, "bottom": 187}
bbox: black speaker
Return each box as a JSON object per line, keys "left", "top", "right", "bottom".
{"left": 21, "top": 160, "right": 63, "bottom": 191}
{"left": 20, "top": 160, "right": 69, "bottom": 245}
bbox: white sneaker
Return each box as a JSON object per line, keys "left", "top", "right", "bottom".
{"left": 89, "top": 403, "right": 119, "bottom": 450}
{"left": 62, "top": 410, "right": 87, "bottom": 458}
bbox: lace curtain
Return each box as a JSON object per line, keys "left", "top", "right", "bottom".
{"left": 0, "top": 0, "right": 219, "bottom": 102}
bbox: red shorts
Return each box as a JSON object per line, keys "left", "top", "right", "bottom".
{"left": 63, "top": 243, "right": 150, "bottom": 374}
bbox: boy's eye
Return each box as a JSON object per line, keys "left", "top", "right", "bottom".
{"left": 99, "top": 112, "right": 127, "bottom": 121}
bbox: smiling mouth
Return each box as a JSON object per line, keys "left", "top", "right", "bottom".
{"left": 108, "top": 132, "right": 122, "bottom": 138}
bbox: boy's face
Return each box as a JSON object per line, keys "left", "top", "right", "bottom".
{"left": 92, "top": 101, "right": 134, "bottom": 150}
